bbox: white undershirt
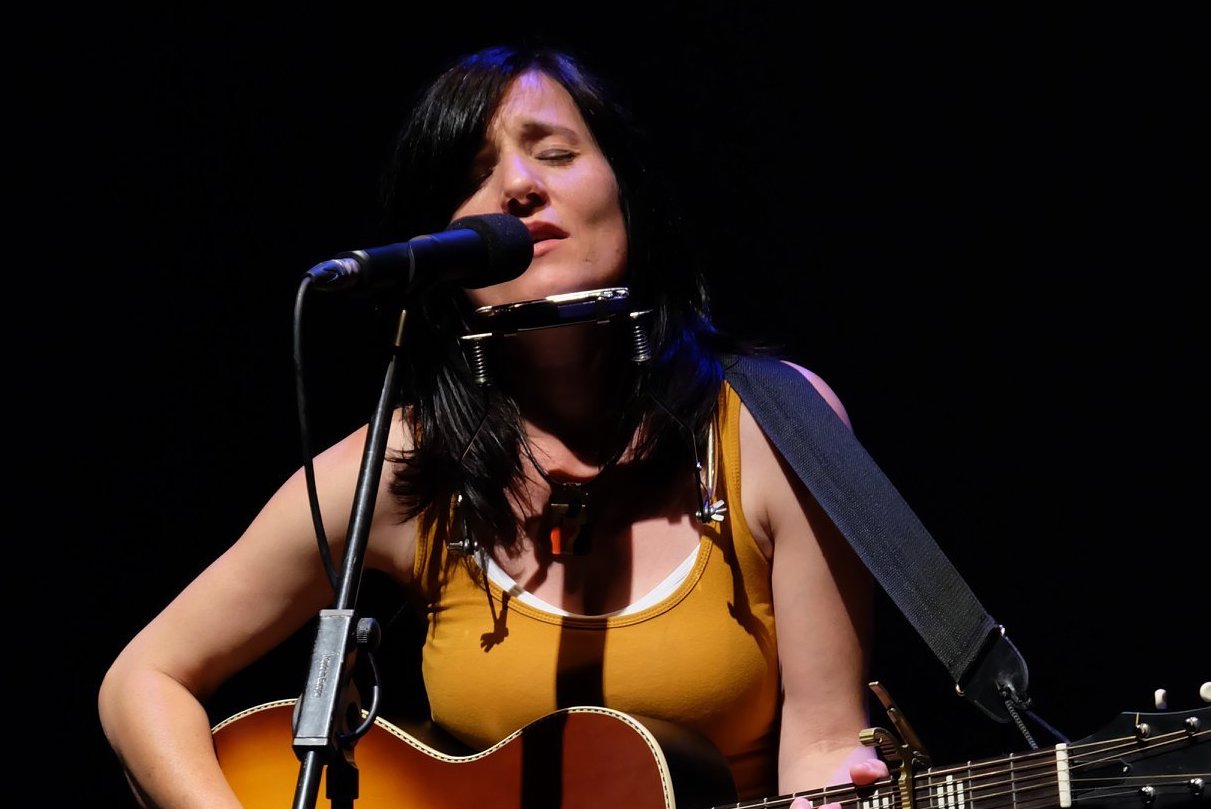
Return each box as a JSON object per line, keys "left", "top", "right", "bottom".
{"left": 483, "top": 547, "right": 700, "bottom": 617}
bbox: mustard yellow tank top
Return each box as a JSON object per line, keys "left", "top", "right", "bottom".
{"left": 413, "top": 382, "right": 779, "bottom": 798}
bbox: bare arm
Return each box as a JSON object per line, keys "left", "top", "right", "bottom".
{"left": 97, "top": 416, "right": 417, "bottom": 808}
{"left": 740, "top": 362, "right": 886, "bottom": 794}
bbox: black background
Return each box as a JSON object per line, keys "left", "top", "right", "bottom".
{"left": 34, "top": 3, "right": 1207, "bottom": 805}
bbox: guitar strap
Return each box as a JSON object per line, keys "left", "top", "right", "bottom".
{"left": 721, "top": 353, "right": 1031, "bottom": 724}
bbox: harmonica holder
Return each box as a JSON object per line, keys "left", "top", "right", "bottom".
{"left": 459, "top": 287, "right": 652, "bottom": 386}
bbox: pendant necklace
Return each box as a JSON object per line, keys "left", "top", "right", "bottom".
{"left": 519, "top": 434, "right": 626, "bottom": 558}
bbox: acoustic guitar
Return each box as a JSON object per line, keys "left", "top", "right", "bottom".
{"left": 212, "top": 700, "right": 1209, "bottom": 809}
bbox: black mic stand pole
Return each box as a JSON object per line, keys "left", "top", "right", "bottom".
{"left": 289, "top": 308, "right": 410, "bottom": 809}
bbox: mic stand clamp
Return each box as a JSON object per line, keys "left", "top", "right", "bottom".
{"left": 292, "top": 610, "right": 361, "bottom": 807}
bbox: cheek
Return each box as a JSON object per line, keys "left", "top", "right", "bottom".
{"left": 583, "top": 224, "right": 628, "bottom": 289}
{"left": 600, "top": 218, "right": 628, "bottom": 270}
{"left": 584, "top": 168, "right": 622, "bottom": 224}
{"left": 601, "top": 196, "right": 629, "bottom": 274}
{"left": 579, "top": 171, "right": 626, "bottom": 252}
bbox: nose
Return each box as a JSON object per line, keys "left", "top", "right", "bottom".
{"left": 498, "top": 155, "right": 547, "bottom": 216}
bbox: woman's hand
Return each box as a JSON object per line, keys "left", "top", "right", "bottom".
{"left": 788, "top": 758, "right": 890, "bottom": 809}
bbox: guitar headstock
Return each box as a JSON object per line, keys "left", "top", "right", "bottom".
{"left": 1063, "top": 701, "right": 1208, "bottom": 809}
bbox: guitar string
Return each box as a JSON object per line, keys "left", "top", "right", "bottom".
{"left": 728, "top": 728, "right": 1206, "bottom": 809}
{"left": 909, "top": 727, "right": 1201, "bottom": 784}
{"left": 909, "top": 730, "right": 1207, "bottom": 809}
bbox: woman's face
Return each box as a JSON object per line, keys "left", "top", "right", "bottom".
{"left": 451, "top": 70, "right": 628, "bottom": 309}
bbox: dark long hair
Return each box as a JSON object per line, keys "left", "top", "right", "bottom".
{"left": 381, "top": 44, "right": 736, "bottom": 548}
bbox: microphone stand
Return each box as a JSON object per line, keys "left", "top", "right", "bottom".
{"left": 289, "top": 308, "right": 409, "bottom": 809}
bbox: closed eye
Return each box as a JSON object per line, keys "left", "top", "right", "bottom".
{"left": 537, "top": 149, "right": 576, "bottom": 164}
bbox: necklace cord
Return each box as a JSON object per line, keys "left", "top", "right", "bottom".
{"left": 644, "top": 392, "right": 723, "bottom": 523}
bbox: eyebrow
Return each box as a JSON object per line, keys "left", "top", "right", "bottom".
{"left": 513, "top": 119, "right": 584, "bottom": 144}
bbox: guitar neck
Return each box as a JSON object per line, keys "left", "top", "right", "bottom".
{"left": 734, "top": 712, "right": 1208, "bottom": 809}
{"left": 721, "top": 748, "right": 1062, "bottom": 809}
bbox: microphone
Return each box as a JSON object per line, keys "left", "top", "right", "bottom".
{"left": 305, "top": 213, "right": 533, "bottom": 294}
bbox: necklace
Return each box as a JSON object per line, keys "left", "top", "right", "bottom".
{"left": 519, "top": 434, "right": 626, "bottom": 558}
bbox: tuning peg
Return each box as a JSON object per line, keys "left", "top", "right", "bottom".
{"left": 1200, "top": 682, "right": 1210, "bottom": 703}
{"left": 1155, "top": 689, "right": 1168, "bottom": 710}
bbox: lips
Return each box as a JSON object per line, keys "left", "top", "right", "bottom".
{"left": 525, "top": 221, "right": 568, "bottom": 244}
{"left": 524, "top": 221, "right": 567, "bottom": 260}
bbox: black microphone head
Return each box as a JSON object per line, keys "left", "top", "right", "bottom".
{"left": 446, "top": 214, "right": 533, "bottom": 288}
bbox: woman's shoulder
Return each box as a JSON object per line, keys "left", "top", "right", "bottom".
{"left": 721, "top": 354, "right": 851, "bottom": 428}
{"left": 776, "top": 360, "right": 851, "bottom": 428}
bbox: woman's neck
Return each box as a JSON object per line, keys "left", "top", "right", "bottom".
{"left": 496, "top": 323, "right": 632, "bottom": 464}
